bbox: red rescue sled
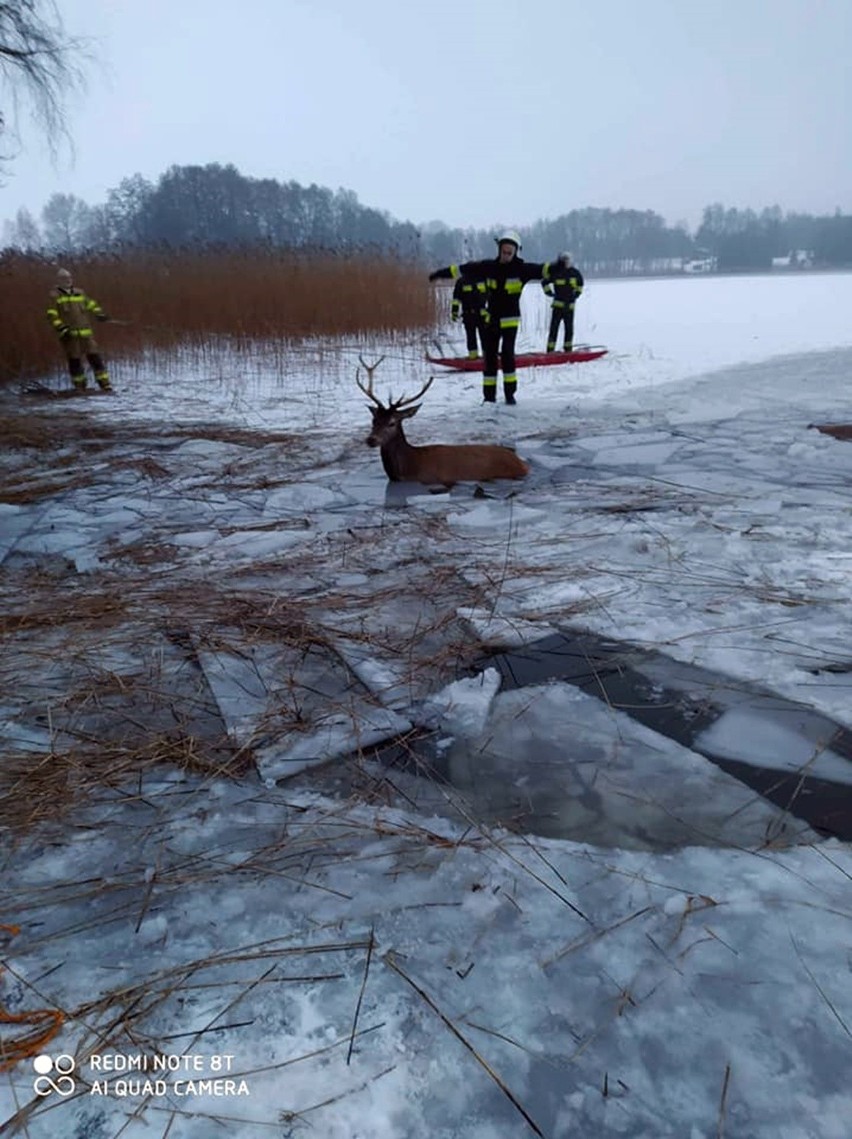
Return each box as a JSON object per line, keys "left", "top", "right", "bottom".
{"left": 426, "top": 347, "right": 608, "bottom": 371}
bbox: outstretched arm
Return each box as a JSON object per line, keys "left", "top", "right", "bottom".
{"left": 85, "top": 294, "right": 110, "bottom": 321}
{"left": 520, "top": 261, "right": 555, "bottom": 285}
{"left": 429, "top": 260, "right": 488, "bottom": 283}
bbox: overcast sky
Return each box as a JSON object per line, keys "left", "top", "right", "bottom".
{"left": 2, "top": 0, "right": 850, "bottom": 234}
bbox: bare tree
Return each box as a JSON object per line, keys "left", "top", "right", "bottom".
{"left": 7, "top": 203, "right": 40, "bottom": 247}
{"left": 0, "top": 1, "right": 85, "bottom": 173}
{"left": 41, "top": 189, "right": 90, "bottom": 249}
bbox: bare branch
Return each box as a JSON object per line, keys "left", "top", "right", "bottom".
{"left": 0, "top": 1, "right": 88, "bottom": 171}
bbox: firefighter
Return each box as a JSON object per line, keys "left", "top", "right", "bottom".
{"left": 429, "top": 230, "right": 555, "bottom": 404}
{"left": 46, "top": 267, "right": 113, "bottom": 392}
{"left": 543, "top": 252, "right": 584, "bottom": 352}
{"left": 450, "top": 275, "right": 488, "bottom": 359}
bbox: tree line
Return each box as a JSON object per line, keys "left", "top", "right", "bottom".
{"left": 4, "top": 161, "right": 852, "bottom": 274}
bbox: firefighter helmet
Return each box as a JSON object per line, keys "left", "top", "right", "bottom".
{"left": 558, "top": 251, "right": 572, "bottom": 264}
{"left": 495, "top": 229, "right": 522, "bottom": 251}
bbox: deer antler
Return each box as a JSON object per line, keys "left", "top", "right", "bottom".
{"left": 356, "top": 355, "right": 386, "bottom": 407}
{"left": 391, "top": 375, "right": 435, "bottom": 410}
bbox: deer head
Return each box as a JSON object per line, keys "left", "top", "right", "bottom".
{"left": 356, "top": 355, "right": 529, "bottom": 487}
{"left": 356, "top": 355, "right": 435, "bottom": 450}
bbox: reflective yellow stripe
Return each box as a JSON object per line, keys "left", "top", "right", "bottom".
{"left": 483, "top": 376, "right": 497, "bottom": 387}
{"left": 500, "top": 316, "right": 520, "bottom": 329}
{"left": 505, "top": 278, "right": 523, "bottom": 295}
{"left": 449, "top": 264, "right": 461, "bottom": 279}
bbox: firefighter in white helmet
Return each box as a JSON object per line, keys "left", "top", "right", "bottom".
{"left": 429, "top": 230, "right": 556, "bottom": 405}
{"left": 46, "top": 267, "right": 113, "bottom": 392}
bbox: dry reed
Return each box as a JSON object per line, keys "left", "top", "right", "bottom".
{"left": 1, "top": 248, "right": 439, "bottom": 386}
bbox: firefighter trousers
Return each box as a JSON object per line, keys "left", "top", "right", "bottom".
{"left": 461, "top": 312, "right": 484, "bottom": 357}
{"left": 481, "top": 325, "right": 519, "bottom": 403}
{"left": 547, "top": 303, "right": 576, "bottom": 352}
{"left": 65, "top": 350, "right": 111, "bottom": 390}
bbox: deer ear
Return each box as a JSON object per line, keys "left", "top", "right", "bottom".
{"left": 399, "top": 404, "right": 421, "bottom": 419}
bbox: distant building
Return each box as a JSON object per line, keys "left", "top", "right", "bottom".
{"left": 683, "top": 255, "right": 717, "bottom": 274}
{"left": 771, "top": 250, "right": 814, "bottom": 269}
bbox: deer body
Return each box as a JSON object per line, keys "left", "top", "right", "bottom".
{"left": 369, "top": 420, "right": 529, "bottom": 486}
{"left": 357, "top": 357, "right": 529, "bottom": 488}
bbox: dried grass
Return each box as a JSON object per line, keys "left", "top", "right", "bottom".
{"left": 0, "top": 591, "right": 127, "bottom": 637}
{"left": 0, "top": 737, "right": 250, "bottom": 834}
{"left": 0, "top": 404, "right": 313, "bottom": 506}
{"left": 0, "top": 412, "right": 68, "bottom": 450}
{"left": 0, "top": 527, "right": 488, "bottom": 835}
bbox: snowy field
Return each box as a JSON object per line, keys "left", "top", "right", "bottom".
{"left": 1, "top": 270, "right": 852, "bottom": 1138}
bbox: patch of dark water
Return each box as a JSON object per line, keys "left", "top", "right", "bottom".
{"left": 477, "top": 631, "right": 852, "bottom": 840}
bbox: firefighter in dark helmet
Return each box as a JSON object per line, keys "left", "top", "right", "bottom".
{"left": 543, "top": 252, "right": 584, "bottom": 353}
{"left": 430, "top": 230, "right": 556, "bottom": 404}
{"left": 450, "top": 275, "right": 488, "bottom": 359}
{"left": 46, "top": 267, "right": 113, "bottom": 392}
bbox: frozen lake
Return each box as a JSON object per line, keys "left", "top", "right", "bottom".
{"left": 2, "top": 268, "right": 852, "bottom": 1139}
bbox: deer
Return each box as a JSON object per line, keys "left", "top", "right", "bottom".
{"left": 356, "top": 356, "right": 529, "bottom": 487}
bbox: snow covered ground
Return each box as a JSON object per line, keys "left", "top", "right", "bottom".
{"left": 1, "top": 270, "right": 852, "bottom": 1138}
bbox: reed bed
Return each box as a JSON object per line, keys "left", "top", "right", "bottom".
{"left": 0, "top": 248, "right": 439, "bottom": 386}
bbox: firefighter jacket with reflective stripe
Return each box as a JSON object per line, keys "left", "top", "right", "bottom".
{"left": 543, "top": 265, "right": 584, "bottom": 308}
{"left": 46, "top": 286, "right": 106, "bottom": 338}
{"left": 451, "top": 276, "right": 488, "bottom": 320}
{"left": 433, "top": 257, "right": 554, "bottom": 329}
